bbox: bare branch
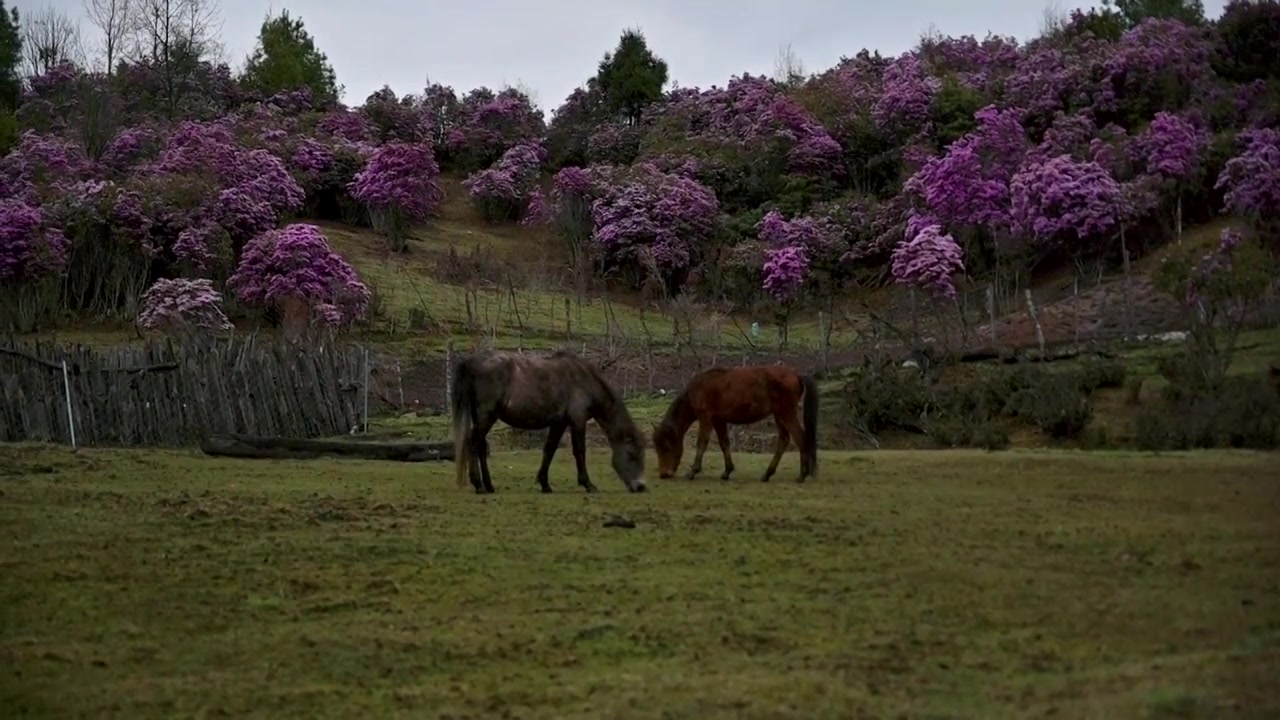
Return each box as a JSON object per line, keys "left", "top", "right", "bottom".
{"left": 21, "top": 5, "right": 86, "bottom": 77}
{"left": 772, "top": 42, "right": 805, "bottom": 87}
{"left": 82, "top": 0, "right": 132, "bottom": 73}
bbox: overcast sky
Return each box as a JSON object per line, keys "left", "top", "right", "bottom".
{"left": 26, "top": 0, "right": 1230, "bottom": 116}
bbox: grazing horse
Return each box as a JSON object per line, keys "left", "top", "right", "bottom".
{"left": 451, "top": 349, "right": 647, "bottom": 494}
{"left": 651, "top": 365, "right": 819, "bottom": 483}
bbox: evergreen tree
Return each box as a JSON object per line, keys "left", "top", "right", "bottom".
{"left": 594, "top": 28, "right": 668, "bottom": 125}
{"left": 1108, "top": 0, "right": 1206, "bottom": 27}
{"left": 241, "top": 9, "right": 340, "bottom": 104}
{"left": 0, "top": 0, "right": 22, "bottom": 110}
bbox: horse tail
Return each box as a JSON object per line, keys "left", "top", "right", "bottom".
{"left": 451, "top": 356, "right": 475, "bottom": 488}
{"left": 801, "top": 373, "right": 820, "bottom": 478}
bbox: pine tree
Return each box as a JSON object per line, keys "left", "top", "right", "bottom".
{"left": 594, "top": 28, "right": 668, "bottom": 125}
{"left": 241, "top": 9, "right": 341, "bottom": 104}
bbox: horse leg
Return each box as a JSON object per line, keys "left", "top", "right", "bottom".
{"left": 535, "top": 422, "right": 567, "bottom": 494}
{"left": 778, "top": 410, "right": 810, "bottom": 483}
{"left": 761, "top": 421, "right": 791, "bottom": 483}
{"left": 714, "top": 421, "right": 735, "bottom": 480}
{"left": 569, "top": 421, "right": 597, "bottom": 493}
{"left": 475, "top": 431, "right": 496, "bottom": 493}
{"left": 687, "top": 420, "right": 711, "bottom": 480}
{"left": 467, "top": 425, "right": 489, "bottom": 493}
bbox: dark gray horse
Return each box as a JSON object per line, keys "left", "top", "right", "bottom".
{"left": 450, "top": 349, "right": 647, "bottom": 494}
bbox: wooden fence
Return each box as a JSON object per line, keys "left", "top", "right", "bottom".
{"left": 0, "top": 335, "right": 380, "bottom": 447}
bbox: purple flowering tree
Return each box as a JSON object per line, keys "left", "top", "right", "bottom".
{"left": 588, "top": 163, "right": 721, "bottom": 293}
{"left": 891, "top": 219, "right": 965, "bottom": 301}
{"left": 903, "top": 105, "right": 1028, "bottom": 279}
{"left": 641, "top": 75, "right": 844, "bottom": 212}
{"left": 1215, "top": 128, "right": 1280, "bottom": 245}
{"left": 136, "top": 278, "right": 234, "bottom": 337}
{"left": 0, "top": 198, "right": 70, "bottom": 331}
{"left": 227, "top": 223, "right": 372, "bottom": 340}
{"left": 462, "top": 141, "right": 547, "bottom": 223}
{"left": 1009, "top": 154, "right": 1126, "bottom": 253}
{"left": 872, "top": 54, "right": 939, "bottom": 138}
{"left": 1128, "top": 112, "right": 1208, "bottom": 240}
{"left": 348, "top": 142, "right": 445, "bottom": 252}
{"left": 755, "top": 210, "right": 843, "bottom": 346}
{"left": 447, "top": 87, "right": 546, "bottom": 172}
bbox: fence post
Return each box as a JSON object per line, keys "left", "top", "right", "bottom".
{"left": 61, "top": 359, "right": 77, "bottom": 448}
{"left": 986, "top": 284, "right": 997, "bottom": 345}
{"left": 362, "top": 346, "right": 370, "bottom": 433}
{"left": 445, "top": 339, "right": 455, "bottom": 411}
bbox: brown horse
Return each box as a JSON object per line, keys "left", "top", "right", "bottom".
{"left": 451, "top": 349, "right": 647, "bottom": 494}
{"left": 651, "top": 365, "right": 819, "bottom": 482}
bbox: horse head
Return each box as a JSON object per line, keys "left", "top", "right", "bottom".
{"left": 651, "top": 420, "right": 682, "bottom": 479}
{"left": 611, "top": 423, "right": 647, "bottom": 493}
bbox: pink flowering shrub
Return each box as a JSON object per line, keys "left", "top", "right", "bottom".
{"left": 1129, "top": 112, "right": 1208, "bottom": 182}
{"left": 904, "top": 105, "right": 1029, "bottom": 238}
{"left": 348, "top": 142, "right": 445, "bottom": 251}
{"left": 462, "top": 141, "right": 547, "bottom": 223}
{"left": 227, "top": 223, "right": 372, "bottom": 337}
{"left": 588, "top": 164, "right": 722, "bottom": 288}
{"left": 1215, "top": 128, "right": 1280, "bottom": 225}
{"left": 136, "top": 277, "right": 234, "bottom": 335}
{"left": 586, "top": 122, "right": 643, "bottom": 166}
{"left": 642, "top": 74, "right": 844, "bottom": 211}
{"left": 891, "top": 220, "right": 965, "bottom": 300}
{"left": 447, "top": 87, "right": 546, "bottom": 172}
{"left": 1009, "top": 155, "right": 1125, "bottom": 249}
{"left": 0, "top": 198, "right": 69, "bottom": 285}
{"left": 762, "top": 245, "right": 810, "bottom": 302}
{"left": 872, "top": 54, "right": 940, "bottom": 136}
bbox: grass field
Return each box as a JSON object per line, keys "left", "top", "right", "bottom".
{"left": 3, "top": 444, "right": 1278, "bottom": 718}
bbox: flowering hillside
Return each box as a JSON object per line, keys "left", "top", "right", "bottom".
{"left": 1, "top": 1, "right": 1276, "bottom": 344}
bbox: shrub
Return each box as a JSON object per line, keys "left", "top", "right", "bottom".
{"left": 136, "top": 278, "right": 233, "bottom": 336}
{"left": 1134, "top": 375, "right": 1280, "bottom": 450}
{"left": 462, "top": 141, "right": 546, "bottom": 223}
{"left": 348, "top": 142, "right": 444, "bottom": 251}
{"left": 227, "top": 223, "right": 372, "bottom": 339}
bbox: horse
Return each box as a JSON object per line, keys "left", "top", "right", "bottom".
{"left": 450, "top": 349, "right": 647, "bottom": 494}
{"left": 651, "top": 365, "right": 819, "bottom": 483}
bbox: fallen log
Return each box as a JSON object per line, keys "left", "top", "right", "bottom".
{"left": 200, "top": 434, "right": 455, "bottom": 462}
{"left": 955, "top": 346, "right": 1117, "bottom": 365}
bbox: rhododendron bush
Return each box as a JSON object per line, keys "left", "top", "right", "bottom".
{"left": 641, "top": 74, "right": 844, "bottom": 214}
{"left": 136, "top": 278, "right": 234, "bottom": 335}
{"left": 447, "top": 88, "right": 546, "bottom": 172}
{"left": 891, "top": 217, "right": 966, "bottom": 300}
{"left": 1009, "top": 154, "right": 1126, "bottom": 257}
{"left": 463, "top": 141, "right": 547, "bottom": 223}
{"left": 227, "top": 223, "right": 372, "bottom": 338}
{"left": 1215, "top": 128, "right": 1280, "bottom": 237}
{"left": 348, "top": 142, "right": 444, "bottom": 251}
{"left": 537, "top": 164, "right": 721, "bottom": 289}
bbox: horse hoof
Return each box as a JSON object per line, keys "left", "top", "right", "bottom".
{"left": 631, "top": 482, "right": 647, "bottom": 493}
{"left": 473, "top": 487, "right": 486, "bottom": 495}
{"left": 760, "top": 475, "right": 772, "bottom": 483}
{"left": 485, "top": 487, "right": 497, "bottom": 494}
{"left": 720, "top": 470, "right": 733, "bottom": 481}
{"left": 583, "top": 484, "right": 599, "bottom": 493}
{"left": 540, "top": 486, "right": 553, "bottom": 494}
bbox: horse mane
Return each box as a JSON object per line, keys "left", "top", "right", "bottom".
{"left": 658, "top": 387, "right": 692, "bottom": 430}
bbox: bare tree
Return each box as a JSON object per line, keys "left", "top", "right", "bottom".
{"left": 21, "top": 5, "right": 85, "bottom": 77}
{"left": 82, "top": 0, "right": 132, "bottom": 73}
{"left": 772, "top": 42, "right": 805, "bottom": 87}
{"left": 128, "top": 0, "right": 222, "bottom": 115}
{"left": 1040, "top": 0, "right": 1069, "bottom": 36}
